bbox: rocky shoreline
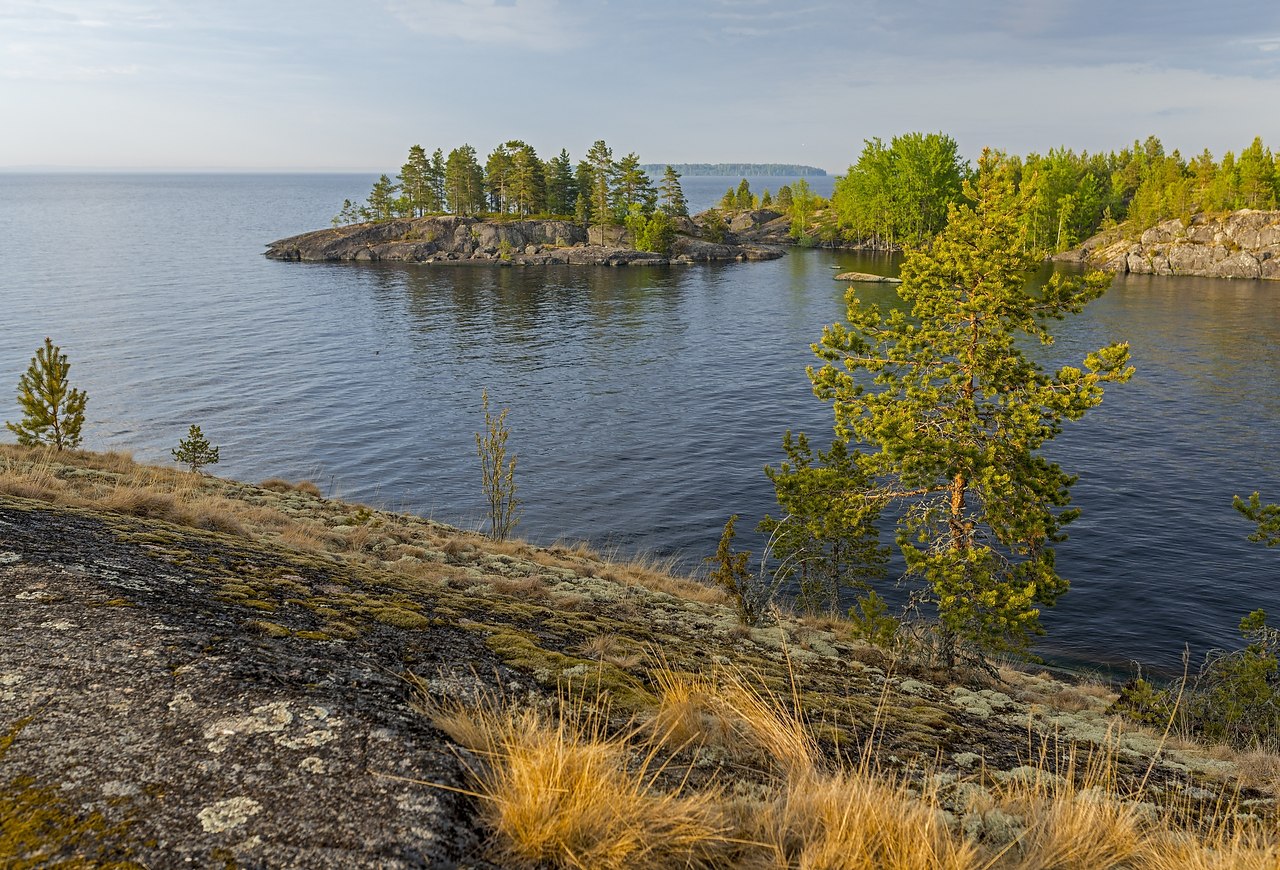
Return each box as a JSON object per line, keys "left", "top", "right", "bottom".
{"left": 1056, "top": 209, "right": 1280, "bottom": 280}
{"left": 265, "top": 215, "right": 784, "bottom": 267}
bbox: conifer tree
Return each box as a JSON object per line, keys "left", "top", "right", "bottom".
{"left": 7, "top": 337, "right": 87, "bottom": 451}
{"left": 759, "top": 431, "right": 887, "bottom": 615}
{"left": 735, "top": 178, "right": 753, "bottom": 210}
{"left": 808, "top": 151, "right": 1133, "bottom": 666}
{"left": 545, "top": 149, "right": 577, "bottom": 216}
{"left": 1235, "top": 493, "right": 1280, "bottom": 548}
{"left": 172, "top": 424, "right": 220, "bottom": 474}
{"left": 584, "top": 140, "right": 615, "bottom": 244}
{"left": 659, "top": 165, "right": 689, "bottom": 217}
{"left": 701, "top": 208, "right": 728, "bottom": 243}
{"left": 399, "top": 145, "right": 431, "bottom": 217}
{"left": 364, "top": 174, "right": 399, "bottom": 222}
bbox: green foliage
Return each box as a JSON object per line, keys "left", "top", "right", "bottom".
{"left": 476, "top": 389, "right": 520, "bottom": 541}
{"left": 700, "top": 208, "right": 728, "bottom": 243}
{"left": 630, "top": 210, "right": 676, "bottom": 255}
{"left": 364, "top": 174, "right": 399, "bottom": 222}
{"left": 831, "top": 132, "right": 968, "bottom": 249}
{"left": 705, "top": 515, "right": 777, "bottom": 626}
{"left": 1116, "top": 611, "right": 1280, "bottom": 749}
{"left": 807, "top": 151, "right": 1132, "bottom": 665}
{"left": 658, "top": 165, "right": 689, "bottom": 218}
{"left": 7, "top": 337, "right": 87, "bottom": 451}
{"left": 758, "top": 431, "right": 887, "bottom": 615}
{"left": 774, "top": 185, "right": 793, "bottom": 210}
{"left": 544, "top": 149, "right": 578, "bottom": 217}
{"left": 848, "top": 590, "right": 900, "bottom": 649}
{"left": 486, "top": 140, "right": 545, "bottom": 216}
{"left": 788, "top": 178, "right": 818, "bottom": 243}
{"left": 1235, "top": 492, "right": 1280, "bottom": 547}
{"left": 735, "top": 178, "right": 753, "bottom": 211}
{"left": 611, "top": 152, "right": 656, "bottom": 222}
{"left": 445, "top": 145, "right": 486, "bottom": 215}
{"left": 584, "top": 139, "right": 616, "bottom": 244}
{"left": 171, "top": 424, "right": 220, "bottom": 474}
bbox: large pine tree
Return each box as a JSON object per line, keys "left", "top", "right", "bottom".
{"left": 808, "top": 151, "right": 1133, "bottom": 665}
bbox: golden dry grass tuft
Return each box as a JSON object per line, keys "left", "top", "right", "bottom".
{"left": 424, "top": 691, "right": 733, "bottom": 870}
{"left": 751, "top": 768, "right": 977, "bottom": 870}
{"left": 258, "top": 477, "right": 322, "bottom": 496}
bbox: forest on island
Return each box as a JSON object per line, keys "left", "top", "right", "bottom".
{"left": 333, "top": 140, "right": 692, "bottom": 253}
{"left": 828, "top": 132, "right": 1280, "bottom": 254}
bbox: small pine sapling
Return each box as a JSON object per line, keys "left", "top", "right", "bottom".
{"left": 706, "top": 515, "right": 781, "bottom": 626}
{"left": 172, "top": 424, "right": 220, "bottom": 473}
{"left": 6, "top": 336, "right": 87, "bottom": 451}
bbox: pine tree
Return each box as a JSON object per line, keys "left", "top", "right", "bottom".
{"left": 808, "top": 151, "right": 1133, "bottom": 666}
{"left": 1235, "top": 492, "right": 1280, "bottom": 548}
{"left": 545, "top": 149, "right": 577, "bottom": 216}
{"left": 365, "top": 174, "right": 399, "bottom": 222}
{"left": 735, "top": 178, "right": 753, "bottom": 211}
{"left": 172, "top": 424, "right": 220, "bottom": 474}
{"left": 485, "top": 143, "right": 515, "bottom": 212}
{"left": 612, "top": 153, "right": 655, "bottom": 220}
{"left": 584, "top": 140, "right": 615, "bottom": 244}
{"left": 701, "top": 208, "right": 728, "bottom": 243}
{"left": 659, "top": 165, "right": 689, "bottom": 217}
{"left": 399, "top": 145, "right": 431, "bottom": 217}
{"left": 508, "top": 141, "right": 545, "bottom": 216}
{"left": 6, "top": 337, "right": 88, "bottom": 451}
{"left": 445, "top": 145, "right": 485, "bottom": 215}
{"left": 759, "top": 431, "right": 887, "bottom": 615}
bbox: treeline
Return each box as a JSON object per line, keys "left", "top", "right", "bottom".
{"left": 829, "top": 132, "right": 1280, "bottom": 255}
{"left": 333, "top": 140, "right": 691, "bottom": 253}
{"left": 640, "top": 163, "right": 827, "bottom": 177}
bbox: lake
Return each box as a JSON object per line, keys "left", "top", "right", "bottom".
{"left": 1, "top": 172, "right": 1276, "bottom": 672}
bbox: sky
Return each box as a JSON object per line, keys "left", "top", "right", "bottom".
{"left": 1, "top": 0, "right": 1278, "bottom": 172}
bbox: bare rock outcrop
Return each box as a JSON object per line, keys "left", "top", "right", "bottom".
{"left": 265, "top": 216, "right": 781, "bottom": 266}
{"left": 1058, "top": 210, "right": 1280, "bottom": 280}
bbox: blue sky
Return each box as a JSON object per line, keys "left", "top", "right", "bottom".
{"left": 2, "top": 0, "right": 1278, "bottom": 171}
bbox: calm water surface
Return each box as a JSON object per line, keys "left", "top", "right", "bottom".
{"left": 1, "top": 173, "right": 1276, "bottom": 671}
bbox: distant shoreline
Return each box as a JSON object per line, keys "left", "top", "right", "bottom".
{"left": 640, "top": 163, "right": 827, "bottom": 177}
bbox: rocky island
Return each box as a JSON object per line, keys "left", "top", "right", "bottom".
{"left": 1057, "top": 209, "right": 1280, "bottom": 280}
{"left": 265, "top": 215, "right": 784, "bottom": 267}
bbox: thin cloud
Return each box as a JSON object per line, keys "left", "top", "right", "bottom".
{"left": 384, "top": 0, "right": 581, "bottom": 51}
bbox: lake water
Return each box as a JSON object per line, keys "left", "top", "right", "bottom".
{"left": 1, "top": 172, "right": 1276, "bottom": 672}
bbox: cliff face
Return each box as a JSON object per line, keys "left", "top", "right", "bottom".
{"left": 264, "top": 216, "right": 782, "bottom": 266}
{"left": 1059, "top": 210, "right": 1280, "bottom": 280}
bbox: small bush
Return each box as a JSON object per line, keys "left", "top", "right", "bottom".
{"left": 705, "top": 515, "right": 779, "bottom": 626}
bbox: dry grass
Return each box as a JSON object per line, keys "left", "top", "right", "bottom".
{"left": 424, "top": 690, "right": 733, "bottom": 869}
{"left": 258, "top": 477, "right": 322, "bottom": 497}
{"left": 489, "top": 575, "right": 549, "bottom": 600}
{"left": 418, "top": 669, "right": 1280, "bottom": 870}
{"left": 1233, "top": 748, "right": 1280, "bottom": 792}
{"left": 750, "top": 768, "right": 977, "bottom": 870}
